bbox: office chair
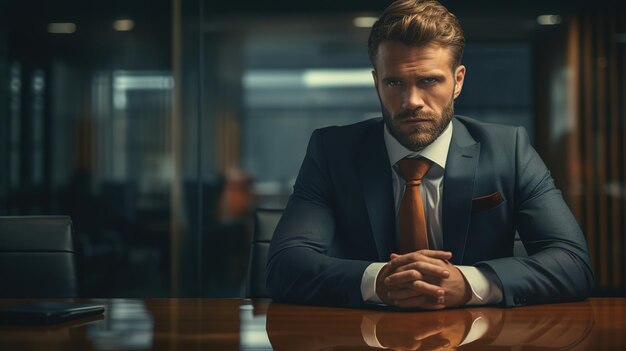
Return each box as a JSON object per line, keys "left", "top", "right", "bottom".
{"left": 0, "top": 216, "right": 78, "bottom": 297}
{"left": 246, "top": 208, "right": 283, "bottom": 298}
{"left": 513, "top": 232, "right": 528, "bottom": 257}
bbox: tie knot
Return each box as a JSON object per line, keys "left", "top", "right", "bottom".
{"left": 397, "top": 158, "right": 433, "bottom": 183}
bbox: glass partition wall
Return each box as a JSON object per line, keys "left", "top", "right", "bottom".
{"left": 1, "top": 0, "right": 193, "bottom": 296}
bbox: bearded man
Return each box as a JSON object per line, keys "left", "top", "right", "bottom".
{"left": 266, "top": 0, "right": 594, "bottom": 309}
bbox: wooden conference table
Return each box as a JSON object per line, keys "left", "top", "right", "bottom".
{"left": 0, "top": 298, "right": 623, "bottom": 350}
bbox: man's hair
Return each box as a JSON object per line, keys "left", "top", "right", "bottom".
{"left": 368, "top": 0, "right": 465, "bottom": 69}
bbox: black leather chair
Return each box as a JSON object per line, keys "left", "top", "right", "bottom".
{"left": 246, "top": 208, "right": 283, "bottom": 298}
{"left": 0, "top": 216, "right": 78, "bottom": 297}
{"left": 513, "top": 232, "right": 528, "bottom": 257}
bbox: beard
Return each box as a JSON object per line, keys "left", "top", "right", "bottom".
{"left": 381, "top": 93, "right": 455, "bottom": 152}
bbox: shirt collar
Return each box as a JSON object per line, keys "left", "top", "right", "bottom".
{"left": 383, "top": 120, "right": 453, "bottom": 170}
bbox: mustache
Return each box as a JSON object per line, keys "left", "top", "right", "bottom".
{"left": 394, "top": 109, "right": 436, "bottom": 120}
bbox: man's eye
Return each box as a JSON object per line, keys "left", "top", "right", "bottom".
{"left": 421, "top": 77, "right": 438, "bottom": 85}
{"left": 386, "top": 80, "right": 403, "bottom": 87}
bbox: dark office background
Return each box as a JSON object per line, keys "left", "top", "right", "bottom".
{"left": 0, "top": 0, "right": 624, "bottom": 297}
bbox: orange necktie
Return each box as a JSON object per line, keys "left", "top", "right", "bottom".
{"left": 396, "top": 158, "right": 433, "bottom": 254}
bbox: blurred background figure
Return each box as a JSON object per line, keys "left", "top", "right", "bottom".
{"left": 219, "top": 168, "right": 255, "bottom": 223}
{"left": 207, "top": 168, "right": 255, "bottom": 296}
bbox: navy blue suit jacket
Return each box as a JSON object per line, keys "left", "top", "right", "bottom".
{"left": 266, "top": 116, "right": 594, "bottom": 308}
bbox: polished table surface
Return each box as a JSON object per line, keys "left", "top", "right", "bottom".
{"left": 0, "top": 298, "right": 623, "bottom": 350}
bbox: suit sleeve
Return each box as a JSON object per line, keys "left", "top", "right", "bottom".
{"left": 477, "top": 127, "right": 595, "bottom": 306}
{"left": 266, "top": 129, "right": 371, "bottom": 307}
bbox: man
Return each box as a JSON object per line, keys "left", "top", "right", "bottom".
{"left": 266, "top": 0, "right": 594, "bottom": 309}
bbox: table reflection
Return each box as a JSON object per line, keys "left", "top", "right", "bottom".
{"left": 0, "top": 299, "right": 154, "bottom": 350}
{"left": 0, "top": 298, "right": 604, "bottom": 350}
{"left": 86, "top": 299, "right": 153, "bottom": 350}
{"left": 266, "top": 301, "right": 594, "bottom": 350}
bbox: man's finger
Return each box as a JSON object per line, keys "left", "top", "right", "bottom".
{"left": 388, "top": 251, "right": 451, "bottom": 270}
{"left": 393, "top": 261, "right": 451, "bottom": 278}
{"left": 387, "top": 288, "right": 446, "bottom": 303}
{"left": 409, "top": 279, "right": 445, "bottom": 297}
{"left": 411, "top": 326, "right": 445, "bottom": 342}
{"left": 420, "top": 335, "right": 452, "bottom": 350}
{"left": 386, "top": 272, "right": 444, "bottom": 296}
{"left": 419, "top": 250, "right": 453, "bottom": 260}
{"left": 385, "top": 267, "right": 448, "bottom": 287}
{"left": 391, "top": 250, "right": 452, "bottom": 261}
{"left": 386, "top": 288, "right": 424, "bottom": 300}
{"left": 393, "top": 295, "right": 446, "bottom": 309}
{"left": 384, "top": 269, "right": 424, "bottom": 285}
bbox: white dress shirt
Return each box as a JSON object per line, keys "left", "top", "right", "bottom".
{"left": 360, "top": 121, "right": 503, "bottom": 305}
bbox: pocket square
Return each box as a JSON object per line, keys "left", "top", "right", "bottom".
{"left": 471, "top": 192, "right": 504, "bottom": 214}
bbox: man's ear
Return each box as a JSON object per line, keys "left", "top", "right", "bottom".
{"left": 453, "top": 65, "right": 465, "bottom": 99}
{"left": 371, "top": 70, "right": 378, "bottom": 89}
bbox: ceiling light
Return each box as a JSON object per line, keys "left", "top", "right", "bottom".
{"left": 537, "top": 15, "right": 562, "bottom": 26}
{"left": 113, "top": 19, "right": 135, "bottom": 32}
{"left": 46, "top": 23, "right": 76, "bottom": 34}
{"left": 302, "top": 69, "right": 373, "bottom": 88}
{"left": 243, "top": 68, "right": 374, "bottom": 89}
{"left": 353, "top": 17, "right": 378, "bottom": 28}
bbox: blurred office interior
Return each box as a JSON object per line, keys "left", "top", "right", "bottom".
{"left": 0, "top": 0, "right": 624, "bottom": 297}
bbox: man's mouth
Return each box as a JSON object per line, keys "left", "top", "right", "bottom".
{"left": 398, "top": 117, "right": 432, "bottom": 125}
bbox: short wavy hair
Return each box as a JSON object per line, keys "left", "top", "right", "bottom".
{"left": 368, "top": 0, "right": 465, "bottom": 69}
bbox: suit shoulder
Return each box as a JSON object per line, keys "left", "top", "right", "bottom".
{"left": 454, "top": 115, "right": 523, "bottom": 142}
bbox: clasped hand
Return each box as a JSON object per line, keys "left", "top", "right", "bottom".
{"left": 375, "top": 250, "right": 472, "bottom": 309}
{"left": 374, "top": 309, "right": 474, "bottom": 350}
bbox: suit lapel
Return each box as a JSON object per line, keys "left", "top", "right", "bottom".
{"left": 442, "top": 118, "right": 480, "bottom": 264}
{"left": 357, "top": 121, "right": 396, "bottom": 261}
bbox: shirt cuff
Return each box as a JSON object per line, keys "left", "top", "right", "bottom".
{"left": 459, "top": 315, "right": 488, "bottom": 346}
{"left": 456, "top": 265, "right": 503, "bottom": 305}
{"left": 361, "top": 262, "right": 386, "bottom": 304}
{"left": 361, "top": 313, "right": 386, "bottom": 348}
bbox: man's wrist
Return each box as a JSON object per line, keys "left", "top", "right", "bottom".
{"left": 459, "top": 266, "right": 473, "bottom": 305}
{"left": 456, "top": 265, "right": 503, "bottom": 305}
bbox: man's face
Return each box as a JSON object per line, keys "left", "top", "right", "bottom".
{"left": 372, "top": 41, "right": 466, "bottom": 151}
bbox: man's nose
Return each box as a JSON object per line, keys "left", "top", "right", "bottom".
{"left": 402, "top": 86, "right": 425, "bottom": 111}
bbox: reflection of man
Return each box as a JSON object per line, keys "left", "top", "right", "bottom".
{"left": 364, "top": 309, "right": 474, "bottom": 349}
{"left": 266, "top": 0, "right": 594, "bottom": 309}
{"left": 266, "top": 301, "right": 595, "bottom": 350}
